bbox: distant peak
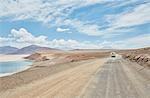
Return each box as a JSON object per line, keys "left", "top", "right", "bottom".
{"left": 0, "top": 46, "right": 18, "bottom": 49}
{"left": 24, "top": 45, "right": 41, "bottom": 48}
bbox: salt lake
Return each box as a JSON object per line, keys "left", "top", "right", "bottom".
{"left": 0, "top": 60, "right": 32, "bottom": 77}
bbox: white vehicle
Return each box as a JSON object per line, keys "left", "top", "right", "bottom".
{"left": 110, "top": 52, "right": 116, "bottom": 58}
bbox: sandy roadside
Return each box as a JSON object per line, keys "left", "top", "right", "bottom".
{"left": 0, "top": 58, "right": 107, "bottom": 98}
{"left": 0, "top": 54, "right": 30, "bottom": 62}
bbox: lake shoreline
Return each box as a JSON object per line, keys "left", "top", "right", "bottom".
{"left": 0, "top": 66, "right": 31, "bottom": 77}
{"left": 0, "top": 54, "right": 32, "bottom": 77}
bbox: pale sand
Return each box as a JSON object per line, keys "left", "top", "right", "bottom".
{"left": 0, "top": 54, "right": 29, "bottom": 62}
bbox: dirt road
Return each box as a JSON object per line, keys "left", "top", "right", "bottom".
{"left": 0, "top": 58, "right": 106, "bottom": 98}
{"left": 82, "top": 57, "right": 150, "bottom": 98}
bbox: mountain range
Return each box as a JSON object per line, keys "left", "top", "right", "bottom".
{"left": 0, "top": 46, "right": 19, "bottom": 54}
{"left": 0, "top": 45, "right": 58, "bottom": 54}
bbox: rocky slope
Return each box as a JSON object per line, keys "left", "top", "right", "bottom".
{"left": 120, "top": 47, "right": 150, "bottom": 67}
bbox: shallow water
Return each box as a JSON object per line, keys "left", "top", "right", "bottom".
{"left": 0, "top": 60, "right": 32, "bottom": 77}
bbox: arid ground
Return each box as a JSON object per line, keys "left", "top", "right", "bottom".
{"left": 0, "top": 48, "right": 150, "bottom": 98}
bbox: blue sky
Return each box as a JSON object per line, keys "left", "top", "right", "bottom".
{"left": 0, "top": 0, "right": 150, "bottom": 49}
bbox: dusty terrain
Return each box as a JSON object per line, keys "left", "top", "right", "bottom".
{"left": 0, "top": 49, "right": 150, "bottom": 98}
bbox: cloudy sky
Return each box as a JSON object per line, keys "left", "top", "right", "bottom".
{"left": 0, "top": 0, "right": 150, "bottom": 49}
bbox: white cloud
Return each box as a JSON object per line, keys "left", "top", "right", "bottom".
{"left": 71, "top": 2, "right": 150, "bottom": 37}
{"left": 105, "top": 33, "right": 150, "bottom": 49}
{"left": 107, "top": 3, "right": 150, "bottom": 29}
{"left": 56, "top": 27, "right": 70, "bottom": 32}
{"left": 1, "top": 0, "right": 149, "bottom": 37}
{"left": 76, "top": 23, "right": 103, "bottom": 36}
{"left": 61, "top": 19, "right": 133, "bottom": 37}
{"left": 0, "top": 0, "right": 124, "bottom": 37}
{"left": 0, "top": 0, "right": 149, "bottom": 48}
{"left": 50, "top": 39, "right": 100, "bottom": 49}
{"left": 0, "top": 28, "right": 50, "bottom": 48}
{"left": 122, "top": 34, "right": 150, "bottom": 48}
{"left": 0, "top": 0, "right": 106, "bottom": 22}
{"left": 62, "top": 19, "right": 104, "bottom": 36}
{"left": 59, "top": 2, "right": 150, "bottom": 37}
{"left": 0, "top": 28, "right": 100, "bottom": 49}
{"left": 10, "top": 28, "right": 49, "bottom": 45}
{"left": 0, "top": 28, "right": 149, "bottom": 49}
{"left": 0, "top": 36, "right": 14, "bottom": 47}
{"left": 0, "top": 37, "right": 12, "bottom": 42}
{"left": 48, "top": 33, "right": 150, "bottom": 49}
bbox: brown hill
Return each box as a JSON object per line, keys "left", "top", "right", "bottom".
{"left": 24, "top": 50, "right": 110, "bottom": 67}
